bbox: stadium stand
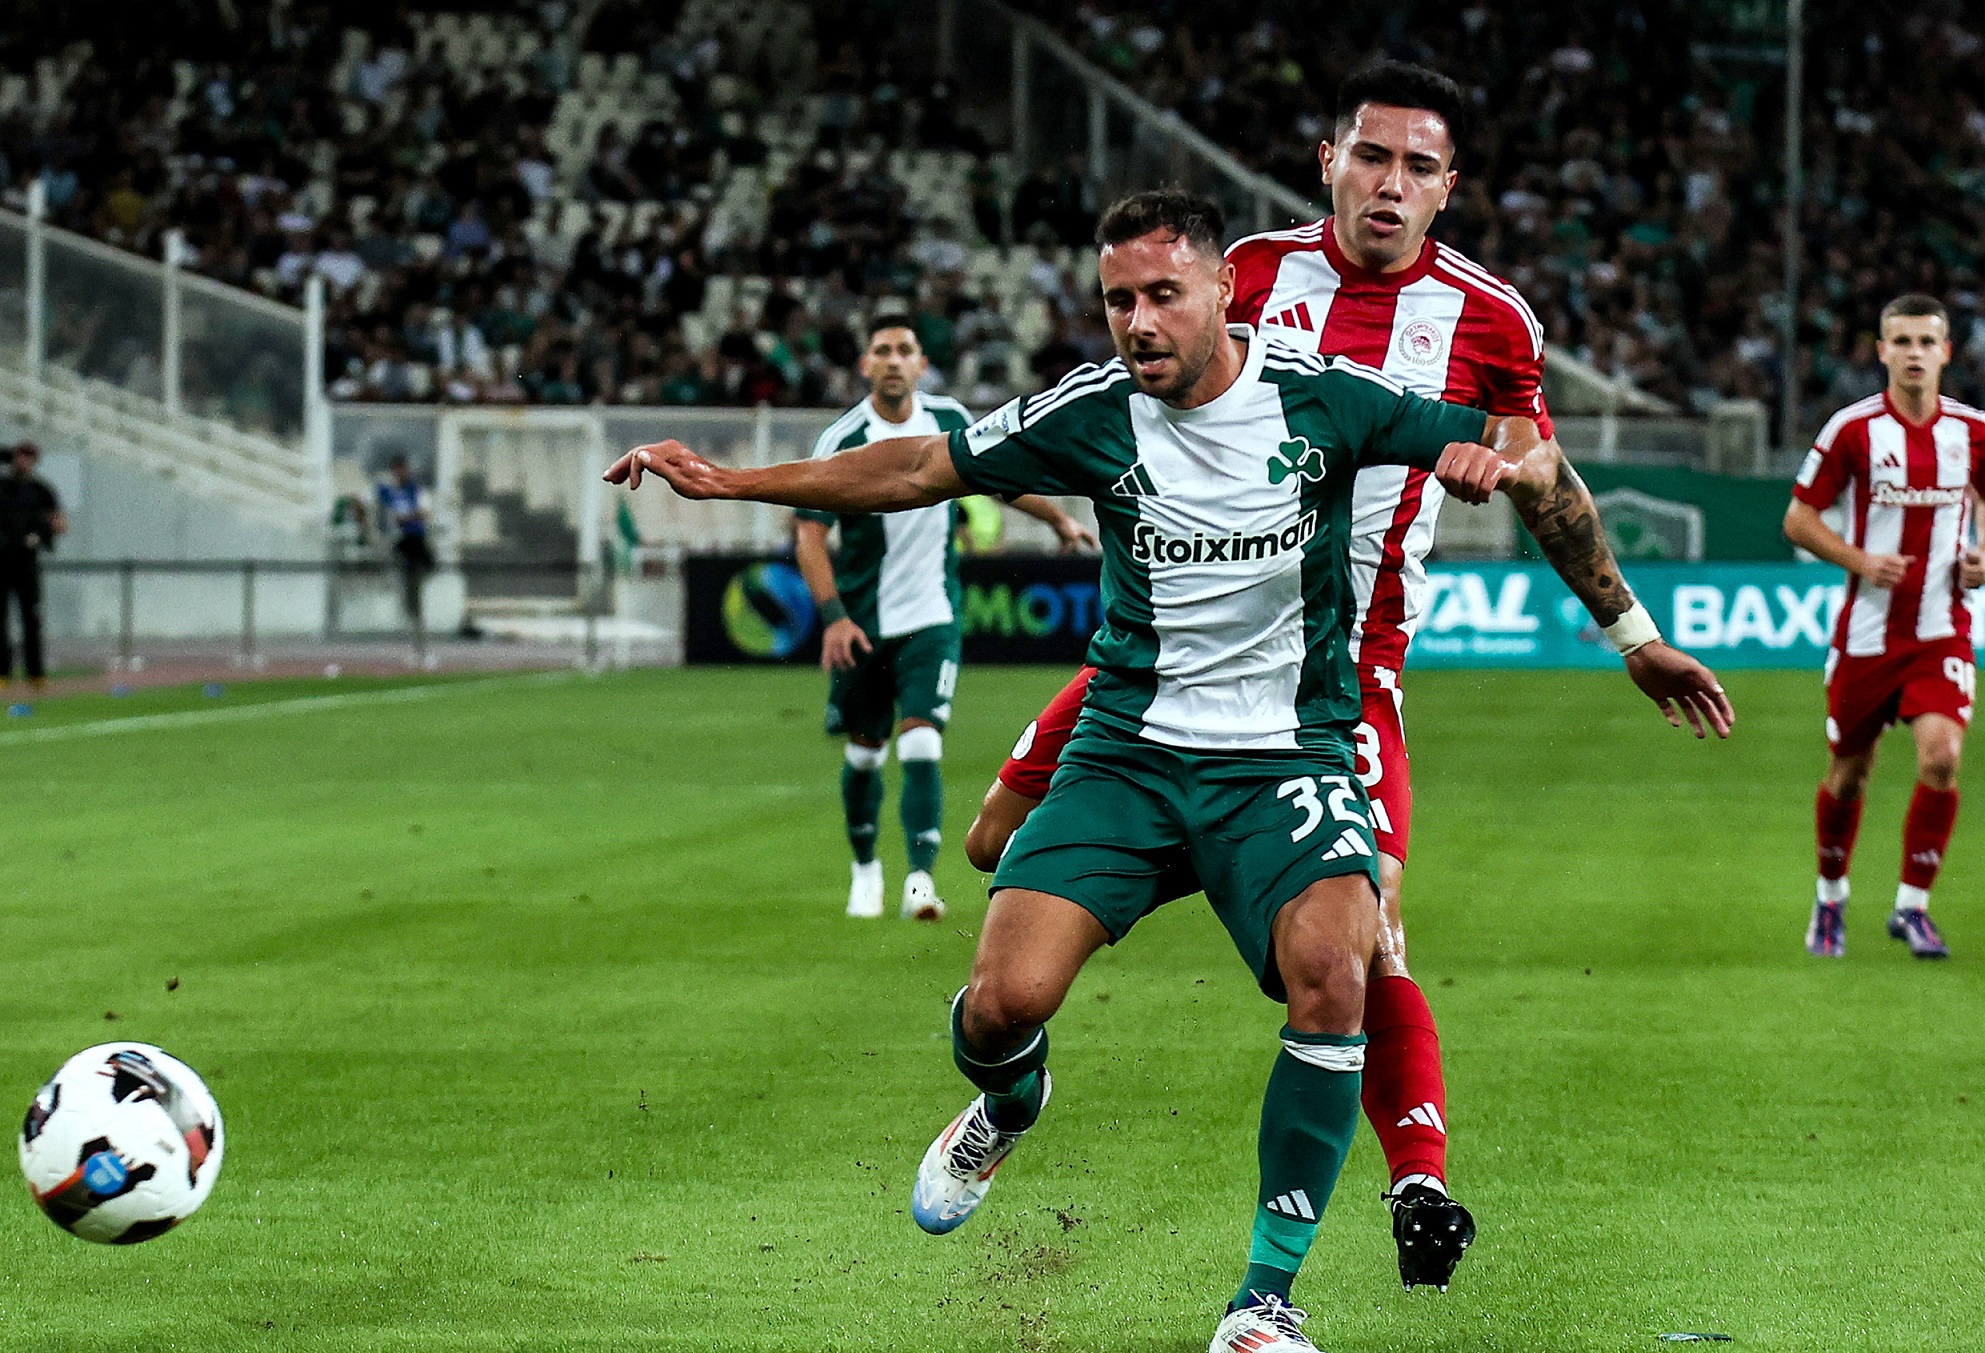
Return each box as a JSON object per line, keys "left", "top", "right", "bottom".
{"left": 2, "top": 0, "right": 1981, "bottom": 432}
{"left": 0, "top": 0, "right": 1098, "bottom": 413}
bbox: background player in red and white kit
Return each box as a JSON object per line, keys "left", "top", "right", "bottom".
{"left": 967, "top": 60, "right": 1732, "bottom": 1297}
{"left": 1787, "top": 294, "right": 1985, "bottom": 960}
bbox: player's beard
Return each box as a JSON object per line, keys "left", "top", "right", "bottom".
{"left": 1121, "top": 312, "right": 1222, "bottom": 403}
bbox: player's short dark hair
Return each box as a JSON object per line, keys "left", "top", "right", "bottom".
{"left": 1335, "top": 59, "right": 1467, "bottom": 164}
{"left": 1094, "top": 189, "right": 1226, "bottom": 258}
{"left": 866, "top": 313, "right": 920, "bottom": 343}
{"left": 1879, "top": 294, "right": 1949, "bottom": 330}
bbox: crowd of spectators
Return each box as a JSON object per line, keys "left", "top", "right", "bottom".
{"left": 0, "top": 0, "right": 1059, "bottom": 414}
{"left": 1017, "top": 0, "right": 1985, "bottom": 429}
{"left": 6, "top": 0, "right": 1985, "bottom": 437}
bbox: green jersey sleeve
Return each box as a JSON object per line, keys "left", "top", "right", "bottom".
{"left": 1318, "top": 355, "right": 1489, "bottom": 470}
{"left": 946, "top": 361, "right": 1130, "bottom": 499}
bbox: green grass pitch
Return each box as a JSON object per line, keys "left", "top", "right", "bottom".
{"left": 0, "top": 665, "right": 1980, "bottom": 1351}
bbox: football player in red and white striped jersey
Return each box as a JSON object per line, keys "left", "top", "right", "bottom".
{"left": 968, "top": 62, "right": 1731, "bottom": 1316}
{"left": 1787, "top": 293, "right": 1985, "bottom": 960}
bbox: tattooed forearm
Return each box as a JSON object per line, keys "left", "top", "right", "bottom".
{"left": 1508, "top": 459, "right": 1635, "bottom": 626}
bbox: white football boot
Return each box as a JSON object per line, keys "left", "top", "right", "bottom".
{"left": 902, "top": 869, "right": 946, "bottom": 921}
{"left": 846, "top": 860, "right": 884, "bottom": 918}
{"left": 910, "top": 1072, "right": 1051, "bottom": 1234}
{"left": 1208, "top": 1295, "right": 1320, "bottom": 1352}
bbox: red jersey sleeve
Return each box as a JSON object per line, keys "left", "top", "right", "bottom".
{"left": 996, "top": 667, "right": 1096, "bottom": 800}
{"left": 1792, "top": 410, "right": 1864, "bottom": 510}
{"left": 1481, "top": 296, "right": 1555, "bottom": 440}
{"left": 1224, "top": 237, "right": 1278, "bottom": 327}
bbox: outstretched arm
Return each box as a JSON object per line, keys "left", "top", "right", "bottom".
{"left": 1437, "top": 418, "right": 1734, "bottom": 739}
{"left": 605, "top": 433, "right": 968, "bottom": 512}
{"left": 1463, "top": 417, "right": 1636, "bottom": 624}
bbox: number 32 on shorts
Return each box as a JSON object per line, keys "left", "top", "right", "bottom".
{"left": 1276, "top": 775, "right": 1371, "bottom": 842}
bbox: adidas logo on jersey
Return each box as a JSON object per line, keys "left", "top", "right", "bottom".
{"left": 1318, "top": 828, "right": 1372, "bottom": 862}
{"left": 1266, "top": 437, "right": 1326, "bottom": 485}
{"left": 1131, "top": 510, "right": 1319, "bottom": 566}
{"left": 1266, "top": 1189, "right": 1316, "bottom": 1221}
{"left": 1110, "top": 463, "right": 1159, "bottom": 497}
{"left": 1265, "top": 301, "right": 1317, "bottom": 332}
{"left": 1395, "top": 1101, "right": 1447, "bottom": 1134}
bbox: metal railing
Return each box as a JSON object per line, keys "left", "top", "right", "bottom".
{"left": 0, "top": 188, "right": 330, "bottom": 525}
{"left": 329, "top": 403, "right": 1093, "bottom": 556}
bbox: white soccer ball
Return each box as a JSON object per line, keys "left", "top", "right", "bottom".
{"left": 17, "top": 1042, "right": 225, "bottom": 1244}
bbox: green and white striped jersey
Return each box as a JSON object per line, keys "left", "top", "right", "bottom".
{"left": 800, "top": 392, "right": 974, "bottom": 639}
{"left": 948, "top": 326, "right": 1486, "bottom": 752}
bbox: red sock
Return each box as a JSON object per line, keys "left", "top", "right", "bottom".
{"left": 1361, "top": 974, "right": 1448, "bottom": 1187}
{"left": 1900, "top": 785, "right": 1959, "bottom": 892}
{"left": 1815, "top": 786, "right": 1863, "bottom": 881}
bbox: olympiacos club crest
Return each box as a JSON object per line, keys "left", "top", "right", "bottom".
{"left": 1397, "top": 319, "right": 1447, "bottom": 366}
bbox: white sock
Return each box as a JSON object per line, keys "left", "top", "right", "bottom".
{"left": 1817, "top": 876, "right": 1849, "bottom": 906}
{"left": 1895, "top": 883, "right": 1930, "bottom": 913}
{"left": 1393, "top": 1172, "right": 1446, "bottom": 1197}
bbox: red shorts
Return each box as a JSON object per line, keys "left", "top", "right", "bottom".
{"left": 1355, "top": 665, "right": 1412, "bottom": 863}
{"left": 997, "top": 662, "right": 1414, "bottom": 862}
{"left": 1824, "top": 638, "right": 1977, "bottom": 756}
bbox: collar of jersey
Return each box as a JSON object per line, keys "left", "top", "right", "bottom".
{"left": 866, "top": 390, "right": 923, "bottom": 426}
{"left": 1148, "top": 324, "right": 1266, "bottom": 425}
{"left": 1880, "top": 388, "right": 1942, "bottom": 431}
{"left": 1320, "top": 216, "right": 1438, "bottom": 289}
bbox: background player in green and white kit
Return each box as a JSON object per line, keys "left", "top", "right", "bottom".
{"left": 606, "top": 192, "right": 1728, "bottom": 1353}
{"left": 793, "top": 318, "right": 1094, "bottom": 921}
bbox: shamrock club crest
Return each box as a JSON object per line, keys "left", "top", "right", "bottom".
{"left": 1267, "top": 437, "right": 1326, "bottom": 485}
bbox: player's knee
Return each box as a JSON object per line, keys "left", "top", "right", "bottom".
{"left": 1279, "top": 941, "right": 1368, "bottom": 1033}
{"left": 1920, "top": 746, "right": 1962, "bottom": 790}
{"left": 1823, "top": 755, "right": 1871, "bottom": 799}
{"left": 896, "top": 724, "right": 943, "bottom": 762}
{"left": 845, "top": 741, "right": 888, "bottom": 771}
{"left": 962, "top": 972, "right": 1058, "bottom": 1040}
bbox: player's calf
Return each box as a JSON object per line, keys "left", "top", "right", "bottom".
{"left": 913, "top": 989, "right": 1055, "bottom": 1234}
{"left": 1892, "top": 770, "right": 1959, "bottom": 959}
{"left": 1360, "top": 972, "right": 1477, "bottom": 1288}
{"left": 896, "top": 724, "right": 946, "bottom": 919}
{"left": 841, "top": 742, "right": 887, "bottom": 918}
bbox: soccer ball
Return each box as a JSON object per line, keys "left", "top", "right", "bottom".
{"left": 17, "top": 1042, "right": 225, "bottom": 1244}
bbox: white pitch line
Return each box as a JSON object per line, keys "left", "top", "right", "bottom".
{"left": 0, "top": 670, "right": 581, "bottom": 745}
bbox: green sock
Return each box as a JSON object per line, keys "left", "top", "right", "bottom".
{"left": 950, "top": 989, "right": 1049, "bottom": 1132}
{"left": 1232, "top": 1027, "right": 1366, "bottom": 1311}
{"left": 900, "top": 757, "right": 943, "bottom": 872}
{"left": 841, "top": 761, "right": 882, "bottom": 864}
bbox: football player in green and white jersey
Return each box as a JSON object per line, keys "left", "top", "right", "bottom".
{"left": 608, "top": 191, "right": 1729, "bottom": 1353}
{"left": 795, "top": 318, "right": 1094, "bottom": 922}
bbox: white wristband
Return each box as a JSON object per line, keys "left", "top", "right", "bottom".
{"left": 1602, "top": 601, "right": 1661, "bottom": 657}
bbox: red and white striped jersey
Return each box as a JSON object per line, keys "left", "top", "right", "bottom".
{"left": 1227, "top": 218, "right": 1553, "bottom": 670}
{"left": 1793, "top": 392, "right": 1985, "bottom": 658}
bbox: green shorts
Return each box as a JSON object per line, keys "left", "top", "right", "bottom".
{"left": 824, "top": 622, "right": 961, "bottom": 742}
{"left": 991, "top": 735, "right": 1380, "bottom": 999}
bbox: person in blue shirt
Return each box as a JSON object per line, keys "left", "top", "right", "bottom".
{"left": 376, "top": 454, "right": 433, "bottom": 628}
